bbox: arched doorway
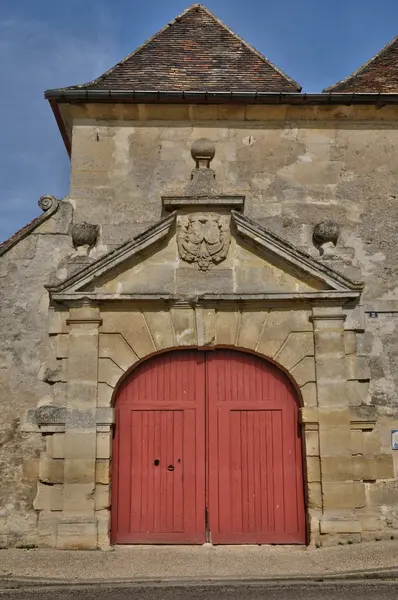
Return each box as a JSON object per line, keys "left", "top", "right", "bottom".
{"left": 111, "top": 349, "right": 306, "bottom": 544}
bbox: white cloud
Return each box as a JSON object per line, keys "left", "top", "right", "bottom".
{"left": 0, "top": 12, "right": 121, "bottom": 242}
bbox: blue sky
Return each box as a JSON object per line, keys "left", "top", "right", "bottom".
{"left": 1, "top": 0, "right": 397, "bottom": 242}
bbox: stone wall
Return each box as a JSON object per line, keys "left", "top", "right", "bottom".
{"left": 65, "top": 103, "right": 398, "bottom": 302}
{"left": 0, "top": 200, "right": 73, "bottom": 546}
{"left": 64, "top": 101, "right": 398, "bottom": 417}
{"left": 0, "top": 101, "right": 397, "bottom": 547}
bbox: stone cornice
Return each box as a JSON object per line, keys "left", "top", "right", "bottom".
{"left": 50, "top": 291, "right": 361, "bottom": 306}
{"left": 162, "top": 196, "right": 245, "bottom": 211}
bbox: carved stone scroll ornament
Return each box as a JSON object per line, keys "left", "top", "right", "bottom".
{"left": 177, "top": 214, "right": 231, "bottom": 271}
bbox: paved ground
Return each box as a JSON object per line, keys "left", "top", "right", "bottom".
{"left": 0, "top": 540, "right": 397, "bottom": 582}
{"left": 0, "top": 582, "right": 397, "bottom": 600}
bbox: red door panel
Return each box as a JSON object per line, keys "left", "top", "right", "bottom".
{"left": 111, "top": 351, "right": 206, "bottom": 544}
{"left": 207, "top": 350, "right": 306, "bottom": 544}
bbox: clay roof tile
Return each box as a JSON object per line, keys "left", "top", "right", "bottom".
{"left": 324, "top": 35, "right": 398, "bottom": 93}
{"left": 54, "top": 4, "right": 301, "bottom": 94}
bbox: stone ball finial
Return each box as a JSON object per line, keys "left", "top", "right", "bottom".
{"left": 71, "top": 222, "right": 99, "bottom": 249}
{"left": 191, "top": 138, "right": 215, "bottom": 168}
{"left": 313, "top": 220, "right": 340, "bottom": 247}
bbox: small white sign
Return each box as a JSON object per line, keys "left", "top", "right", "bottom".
{"left": 392, "top": 430, "right": 398, "bottom": 450}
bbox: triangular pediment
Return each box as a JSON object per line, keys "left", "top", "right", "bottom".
{"left": 48, "top": 211, "right": 363, "bottom": 302}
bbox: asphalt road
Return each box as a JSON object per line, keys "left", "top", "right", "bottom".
{"left": 0, "top": 582, "right": 397, "bottom": 600}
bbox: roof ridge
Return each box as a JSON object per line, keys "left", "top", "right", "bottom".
{"left": 324, "top": 35, "right": 398, "bottom": 93}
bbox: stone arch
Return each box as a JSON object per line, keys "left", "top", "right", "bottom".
{"left": 98, "top": 305, "right": 315, "bottom": 410}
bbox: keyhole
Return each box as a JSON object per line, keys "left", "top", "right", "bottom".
{"left": 154, "top": 459, "right": 160, "bottom": 466}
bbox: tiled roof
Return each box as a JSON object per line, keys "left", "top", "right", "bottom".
{"left": 58, "top": 4, "right": 300, "bottom": 93}
{"left": 325, "top": 36, "right": 398, "bottom": 93}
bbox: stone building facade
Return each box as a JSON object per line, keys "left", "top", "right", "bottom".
{"left": 0, "top": 4, "right": 397, "bottom": 549}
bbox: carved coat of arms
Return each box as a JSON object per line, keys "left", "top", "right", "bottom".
{"left": 177, "top": 214, "right": 231, "bottom": 271}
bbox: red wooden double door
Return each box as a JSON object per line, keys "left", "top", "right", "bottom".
{"left": 111, "top": 349, "right": 306, "bottom": 545}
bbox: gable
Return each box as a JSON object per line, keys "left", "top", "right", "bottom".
{"left": 48, "top": 212, "right": 363, "bottom": 302}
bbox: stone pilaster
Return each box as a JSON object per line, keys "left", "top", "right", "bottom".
{"left": 57, "top": 302, "right": 102, "bottom": 549}
{"left": 311, "top": 306, "right": 362, "bottom": 544}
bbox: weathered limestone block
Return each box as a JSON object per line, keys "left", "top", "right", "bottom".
{"left": 319, "top": 429, "right": 351, "bottom": 457}
{"left": 289, "top": 356, "right": 316, "bottom": 387}
{"left": 196, "top": 307, "right": 216, "bottom": 347}
{"left": 35, "top": 405, "right": 66, "bottom": 425}
{"left": 320, "top": 518, "right": 362, "bottom": 535}
{"left": 50, "top": 433, "right": 65, "bottom": 459}
{"left": 64, "top": 431, "right": 96, "bottom": 462}
{"left": 315, "top": 328, "right": 345, "bottom": 359}
{"left": 257, "top": 310, "right": 312, "bottom": 358}
{"left": 321, "top": 456, "right": 353, "bottom": 481}
{"left": 63, "top": 483, "right": 95, "bottom": 514}
{"left": 171, "top": 308, "right": 196, "bottom": 346}
{"left": 37, "top": 512, "right": 59, "bottom": 548}
{"left": 215, "top": 310, "right": 240, "bottom": 345}
{"left": 143, "top": 310, "right": 175, "bottom": 350}
{"left": 354, "top": 481, "right": 366, "bottom": 508}
{"left": 306, "top": 457, "right": 321, "bottom": 482}
{"left": 55, "top": 334, "right": 69, "bottom": 359}
{"left": 357, "top": 509, "right": 383, "bottom": 534}
{"left": 101, "top": 311, "right": 156, "bottom": 358}
{"left": 363, "top": 430, "right": 381, "bottom": 455}
{"left": 96, "top": 460, "right": 110, "bottom": 484}
{"left": 318, "top": 408, "right": 350, "bottom": 428}
{"left": 344, "top": 331, "right": 357, "bottom": 356}
{"left": 346, "top": 354, "right": 371, "bottom": 381}
{"left": 95, "top": 485, "right": 110, "bottom": 510}
{"left": 323, "top": 482, "right": 355, "bottom": 509}
{"left": 99, "top": 333, "right": 138, "bottom": 372}
{"left": 57, "top": 519, "right": 97, "bottom": 550}
{"left": 97, "top": 509, "right": 111, "bottom": 551}
{"left": 98, "top": 358, "right": 125, "bottom": 389}
{"left": 300, "top": 382, "right": 317, "bottom": 407}
{"left": 238, "top": 311, "right": 268, "bottom": 350}
{"left": 350, "top": 430, "right": 363, "bottom": 456}
{"left": 97, "top": 383, "right": 114, "bottom": 408}
{"left": 307, "top": 483, "right": 322, "bottom": 509}
{"left": 39, "top": 458, "right": 64, "bottom": 484}
{"left": 34, "top": 484, "right": 63, "bottom": 511}
{"left": 67, "top": 333, "right": 99, "bottom": 385}
{"left": 64, "top": 459, "right": 96, "bottom": 484}
{"left": 300, "top": 407, "right": 318, "bottom": 424}
{"left": 347, "top": 380, "right": 370, "bottom": 406}
{"left": 305, "top": 430, "right": 320, "bottom": 456}
{"left": 96, "top": 433, "right": 112, "bottom": 459}
{"left": 275, "top": 331, "right": 314, "bottom": 371}
{"left": 366, "top": 480, "right": 398, "bottom": 507}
